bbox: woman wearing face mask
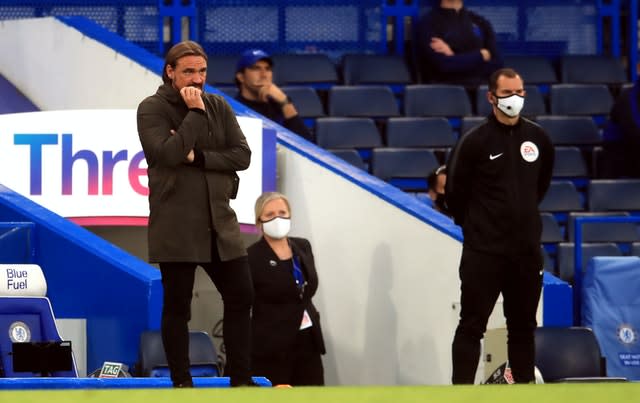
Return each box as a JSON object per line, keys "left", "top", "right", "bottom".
{"left": 247, "top": 192, "right": 325, "bottom": 386}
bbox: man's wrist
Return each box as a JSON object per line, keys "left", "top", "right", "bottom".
{"left": 276, "top": 97, "right": 292, "bottom": 108}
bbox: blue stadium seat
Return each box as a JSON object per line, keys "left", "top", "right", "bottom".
{"left": 552, "top": 146, "right": 589, "bottom": 180}
{"left": 403, "top": 85, "right": 472, "bottom": 130}
{"left": 271, "top": 54, "right": 338, "bottom": 90}
{"left": 588, "top": 179, "right": 640, "bottom": 212}
{"left": 475, "top": 85, "right": 546, "bottom": 117}
{"left": 328, "top": 148, "right": 367, "bottom": 171}
{"left": 559, "top": 55, "right": 628, "bottom": 87}
{"left": 503, "top": 55, "right": 558, "bottom": 93}
{"left": 0, "top": 296, "right": 79, "bottom": 377}
{"left": 460, "top": 116, "right": 486, "bottom": 136}
{"left": 281, "top": 86, "right": 325, "bottom": 118}
{"left": 137, "top": 330, "right": 219, "bottom": 378}
{"left": 541, "top": 245, "right": 556, "bottom": 274}
{"left": 371, "top": 148, "right": 440, "bottom": 191}
{"left": 535, "top": 326, "right": 622, "bottom": 382}
{"left": 535, "top": 116, "right": 601, "bottom": 147}
{"left": 281, "top": 86, "right": 325, "bottom": 131}
{"left": 550, "top": 84, "right": 613, "bottom": 126}
{"left": 341, "top": 54, "right": 412, "bottom": 95}
{"left": 205, "top": 55, "right": 238, "bottom": 87}
{"left": 539, "top": 181, "right": 584, "bottom": 220}
{"left": 567, "top": 212, "right": 640, "bottom": 243}
{"left": 541, "top": 212, "right": 564, "bottom": 244}
{"left": 328, "top": 86, "right": 400, "bottom": 118}
{"left": 315, "top": 117, "right": 382, "bottom": 163}
{"left": 385, "top": 117, "right": 456, "bottom": 149}
{"left": 557, "top": 242, "right": 622, "bottom": 284}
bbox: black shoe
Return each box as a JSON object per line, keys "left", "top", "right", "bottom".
{"left": 173, "top": 380, "right": 194, "bottom": 388}
{"left": 230, "top": 377, "right": 259, "bottom": 387}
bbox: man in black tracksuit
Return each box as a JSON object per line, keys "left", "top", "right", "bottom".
{"left": 446, "top": 68, "right": 554, "bottom": 384}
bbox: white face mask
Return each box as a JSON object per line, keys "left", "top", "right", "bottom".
{"left": 261, "top": 217, "right": 291, "bottom": 239}
{"left": 495, "top": 94, "right": 525, "bottom": 118}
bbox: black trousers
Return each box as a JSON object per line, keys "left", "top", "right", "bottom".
{"left": 159, "top": 252, "right": 254, "bottom": 386}
{"left": 451, "top": 248, "right": 543, "bottom": 384}
{"left": 252, "top": 328, "right": 324, "bottom": 386}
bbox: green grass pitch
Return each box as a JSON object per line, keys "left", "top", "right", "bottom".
{"left": 1, "top": 383, "right": 639, "bottom": 403}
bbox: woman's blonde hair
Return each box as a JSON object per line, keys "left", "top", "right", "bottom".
{"left": 254, "top": 192, "right": 291, "bottom": 225}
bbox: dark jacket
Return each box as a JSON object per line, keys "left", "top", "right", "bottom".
{"left": 247, "top": 236, "right": 326, "bottom": 359}
{"left": 602, "top": 82, "right": 640, "bottom": 178}
{"left": 236, "top": 94, "right": 313, "bottom": 142}
{"left": 417, "top": 6, "right": 503, "bottom": 86}
{"left": 446, "top": 114, "right": 554, "bottom": 260}
{"left": 137, "top": 84, "right": 251, "bottom": 262}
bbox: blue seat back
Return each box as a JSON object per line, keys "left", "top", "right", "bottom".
{"left": 341, "top": 54, "right": 411, "bottom": 94}
{"left": 328, "top": 86, "right": 399, "bottom": 117}
{"left": 315, "top": 117, "right": 382, "bottom": 149}
{"left": 328, "top": 148, "right": 367, "bottom": 171}
{"left": 552, "top": 146, "right": 589, "bottom": 178}
{"left": 503, "top": 55, "right": 558, "bottom": 87}
{"left": 271, "top": 54, "right": 338, "bottom": 89}
{"left": 404, "top": 84, "right": 472, "bottom": 118}
{"left": 460, "top": 116, "right": 486, "bottom": 136}
{"left": 534, "top": 327, "right": 605, "bottom": 381}
{"left": 588, "top": 179, "right": 640, "bottom": 212}
{"left": 540, "top": 212, "right": 564, "bottom": 244}
{"left": 536, "top": 116, "right": 601, "bottom": 146}
{"left": 557, "top": 242, "right": 622, "bottom": 283}
{"left": 386, "top": 117, "right": 455, "bottom": 148}
{"left": 550, "top": 84, "right": 613, "bottom": 118}
{"left": 0, "top": 297, "right": 78, "bottom": 377}
{"left": 371, "top": 148, "right": 440, "bottom": 191}
{"left": 281, "top": 86, "right": 325, "bottom": 118}
{"left": 539, "top": 181, "right": 584, "bottom": 214}
{"left": 205, "top": 55, "right": 238, "bottom": 87}
{"left": 560, "top": 55, "right": 628, "bottom": 85}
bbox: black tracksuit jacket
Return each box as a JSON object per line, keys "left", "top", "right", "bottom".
{"left": 446, "top": 114, "right": 554, "bottom": 260}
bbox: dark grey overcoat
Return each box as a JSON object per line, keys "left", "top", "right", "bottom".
{"left": 137, "top": 84, "right": 251, "bottom": 262}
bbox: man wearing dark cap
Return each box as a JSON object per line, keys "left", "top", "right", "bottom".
{"left": 235, "top": 49, "right": 313, "bottom": 142}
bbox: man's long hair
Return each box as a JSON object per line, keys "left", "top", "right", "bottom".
{"left": 162, "top": 41, "right": 208, "bottom": 84}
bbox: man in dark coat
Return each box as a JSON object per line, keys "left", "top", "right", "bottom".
{"left": 137, "top": 40, "right": 254, "bottom": 387}
{"left": 417, "top": 0, "right": 503, "bottom": 87}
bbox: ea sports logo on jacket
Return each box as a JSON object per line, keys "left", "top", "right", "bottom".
{"left": 520, "top": 141, "right": 539, "bottom": 162}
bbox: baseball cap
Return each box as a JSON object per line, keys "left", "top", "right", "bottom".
{"left": 236, "top": 49, "right": 273, "bottom": 72}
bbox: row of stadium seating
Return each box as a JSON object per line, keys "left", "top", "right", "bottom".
{"left": 206, "top": 53, "right": 629, "bottom": 92}
{"left": 540, "top": 178, "right": 640, "bottom": 280}
{"left": 224, "top": 83, "right": 621, "bottom": 126}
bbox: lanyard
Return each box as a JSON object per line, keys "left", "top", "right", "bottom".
{"left": 292, "top": 256, "right": 306, "bottom": 298}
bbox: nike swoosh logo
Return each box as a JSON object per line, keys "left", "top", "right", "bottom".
{"left": 489, "top": 153, "right": 503, "bottom": 160}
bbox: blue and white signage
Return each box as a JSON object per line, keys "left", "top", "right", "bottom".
{"left": 0, "top": 110, "right": 267, "bottom": 225}
{"left": 0, "top": 264, "right": 47, "bottom": 296}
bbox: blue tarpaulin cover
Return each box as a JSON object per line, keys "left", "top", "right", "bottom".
{"left": 582, "top": 256, "right": 640, "bottom": 380}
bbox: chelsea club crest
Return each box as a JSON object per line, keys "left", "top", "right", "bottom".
{"left": 9, "top": 321, "right": 32, "bottom": 343}
{"left": 617, "top": 323, "right": 638, "bottom": 345}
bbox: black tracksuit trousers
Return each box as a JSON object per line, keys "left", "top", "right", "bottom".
{"left": 451, "top": 248, "right": 543, "bottom": 384}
